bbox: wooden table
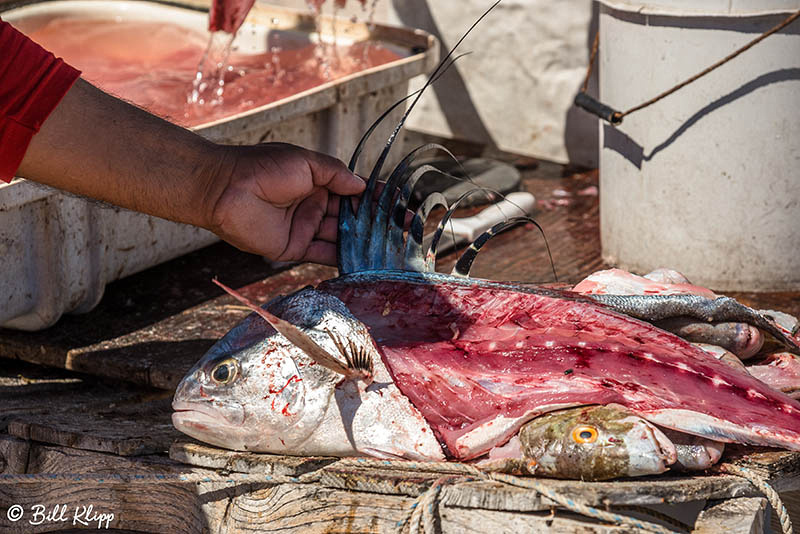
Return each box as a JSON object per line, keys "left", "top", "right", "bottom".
{"left": 1, "top": 132, "right": 799, "bottom": 533}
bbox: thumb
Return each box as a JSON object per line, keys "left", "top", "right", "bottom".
{"left": 309, "top": 153, "right": 366, "bottom": 196}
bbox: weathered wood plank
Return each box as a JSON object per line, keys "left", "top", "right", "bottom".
{"left": 170, "top": 440, "right": 800, "bottom": 512}
{"left": 0, "top": 480, "right": 207, "bottom": 533}
{"left": 0, "top": 361, "right": 145, "bottom": 432}
{"left": 219, "top": 482, "right": 638, "bottom": 534}
{"left": 0, "top": 435, "right": 29, "bottom": 474}
{"left": 693, "top": 497, "right": 767, "bottom": 534}
{"left": 6, "top": 394, "right": 180, "bottom": 456}
{"left": 24, "top": 441, "right": 185, "bottom": 475}
{"left": 170, "top": 439, "right": 337, "bottom": 478}
{"left": 1, "top": 440, "right": 683, "bottom": 534}
{"left": 0, "top": 442, "right": 243, "bottom": 534}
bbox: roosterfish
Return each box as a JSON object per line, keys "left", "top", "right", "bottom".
{"left": 172, "top": 2, "right": 800, "bottom": 479}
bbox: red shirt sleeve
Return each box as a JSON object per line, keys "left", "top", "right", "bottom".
{"left": 0, "top": 19, "right": 81, "bottom": 182}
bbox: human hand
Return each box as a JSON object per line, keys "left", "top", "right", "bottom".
{"left": 202, "top": 143, "right": 365, "bottom": 265}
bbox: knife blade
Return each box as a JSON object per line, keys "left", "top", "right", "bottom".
{"left": 422, "top": 191, "right": 537, "bottom": 255}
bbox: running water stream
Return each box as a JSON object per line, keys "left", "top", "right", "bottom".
{"left": 22, "top": 0, "right": 396, "bottom": 126}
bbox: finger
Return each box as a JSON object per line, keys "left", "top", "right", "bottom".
{"left": 327, "top": 194, "right": 340, "bottom": 215}
{"left": 316, "top": 215, "right": 338, "bottom": 243}
{"left": 310, "top": 153, "right": 365, "bottom": 195}
{"left": 281, "top": 191, "right": 327, "bottom": 260}
{"left": 302, "top": 240, "right": 337, "bottom": 266}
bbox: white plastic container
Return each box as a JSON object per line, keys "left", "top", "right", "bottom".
{"left": 598, "top": 0, "right": 800, "bottom": 291}
{"left": 0, "top": 0, "right": 436, "bottom": 330}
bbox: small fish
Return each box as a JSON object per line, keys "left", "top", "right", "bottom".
{"left": 479, "top": 405, "right": 725, "bottom": 479}
{"left": 510, "top": 405, "right": 678, "bottom": 481}
{"left": 573, "top": 269, "right": 792, "bottom": 360}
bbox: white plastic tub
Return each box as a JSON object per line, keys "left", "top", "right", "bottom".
{"left": 598, "top": 0, "right": 800, "bottom": 291}
{"left": 0, "top": 0, "right": 436, "bottom": 330}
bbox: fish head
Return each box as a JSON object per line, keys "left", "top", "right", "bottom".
{"left": 519, "top": 404, "right": 678, "bottom": 480}
{"left": 172, "top": 297, "right": 341, "bottom": 453}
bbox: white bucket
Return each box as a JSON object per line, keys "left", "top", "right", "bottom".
{"left": 598, "top": 0, "right": 800, "bottom": 291}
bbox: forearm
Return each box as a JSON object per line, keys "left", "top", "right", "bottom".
{"left": 17, "top": 78, "right": 228, "bottom": 228}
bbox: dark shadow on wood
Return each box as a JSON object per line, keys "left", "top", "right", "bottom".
{"left": 65, "top": 339, "right": 218, "bottom": 390}
{"left": 0, "top": 242, "right": 275, "bottom": 347}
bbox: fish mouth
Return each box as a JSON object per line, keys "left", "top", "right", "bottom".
{"left": 647, "top": 423, "right": 679, "bottom": 466}
{"left": 172, "top": 395, "right": 246, "bottom": 425}
{"left": 172, "top": 401, "right": 249, "bottom": 450}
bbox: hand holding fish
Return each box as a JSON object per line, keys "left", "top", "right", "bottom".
{"left": 203, "top": 142, "right": 365, "bottom": 265}
{"left": 17, "top": 77, "right": 364, "bottom": 265}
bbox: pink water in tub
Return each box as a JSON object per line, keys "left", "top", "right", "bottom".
{"left": 23, "top": 15, "right": 401, "bottom": 127}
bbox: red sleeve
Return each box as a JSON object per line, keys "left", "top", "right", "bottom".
{"left": 0, "top": 19, "right": 81, "bottom": 182}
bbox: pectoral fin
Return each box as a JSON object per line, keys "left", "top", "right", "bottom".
{"left": 213, "top": 279, "right": 372, "bottom": 383}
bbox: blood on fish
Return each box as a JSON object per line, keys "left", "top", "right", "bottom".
{"left": 269, "top": 375, "right": 302, "bottom": 395}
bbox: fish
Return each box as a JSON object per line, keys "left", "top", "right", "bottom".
{"left": 477, "top": 404, "right": 726, "bottom": 480}
{"left": 659, "top": 427, "right": 725, "bottom": 472}
{"left": 172, "top": 1, "right": 800, "bottom": 467}
{"left": 481, "top": 404, "right": 678, "bottom": 481}
{"left": 574, "top": 269, "right": 767, "bottom": 359}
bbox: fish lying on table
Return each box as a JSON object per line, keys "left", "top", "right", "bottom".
{"left": 574, "top": 268, "right": 800, "bottom": 398}
{"left": 478, "top": 404, "right": 725, "bottom": 480}
{"left": 172, "top": 4, "right": 800, "bottom": 481}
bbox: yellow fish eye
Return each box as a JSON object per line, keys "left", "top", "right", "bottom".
{"left": 572, "top": 425, "right": 599, "bottom": 444}
{"left": 211, "top": 358, "right": 238, "bottom": 385}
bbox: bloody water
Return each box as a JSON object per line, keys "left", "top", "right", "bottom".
{"left": 26, "top": 18, "right": 403, "bottom": 126}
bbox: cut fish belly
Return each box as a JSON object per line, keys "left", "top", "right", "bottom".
{"left": 321, "top": 273, "right": 800, "bottom": 460}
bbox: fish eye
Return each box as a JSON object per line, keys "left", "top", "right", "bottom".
{"left": 210, "top": 358, "right": 238, "bottom": 385}
{"left": 572, "top": 425, "right": 598, "bottom": 444}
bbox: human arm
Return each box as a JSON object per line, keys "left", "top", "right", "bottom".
{"left": 18, "top": 78, "right": 364, "bottom": 264}
{"left": 5, "top": 23, "right": 364, "bottom": 265}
